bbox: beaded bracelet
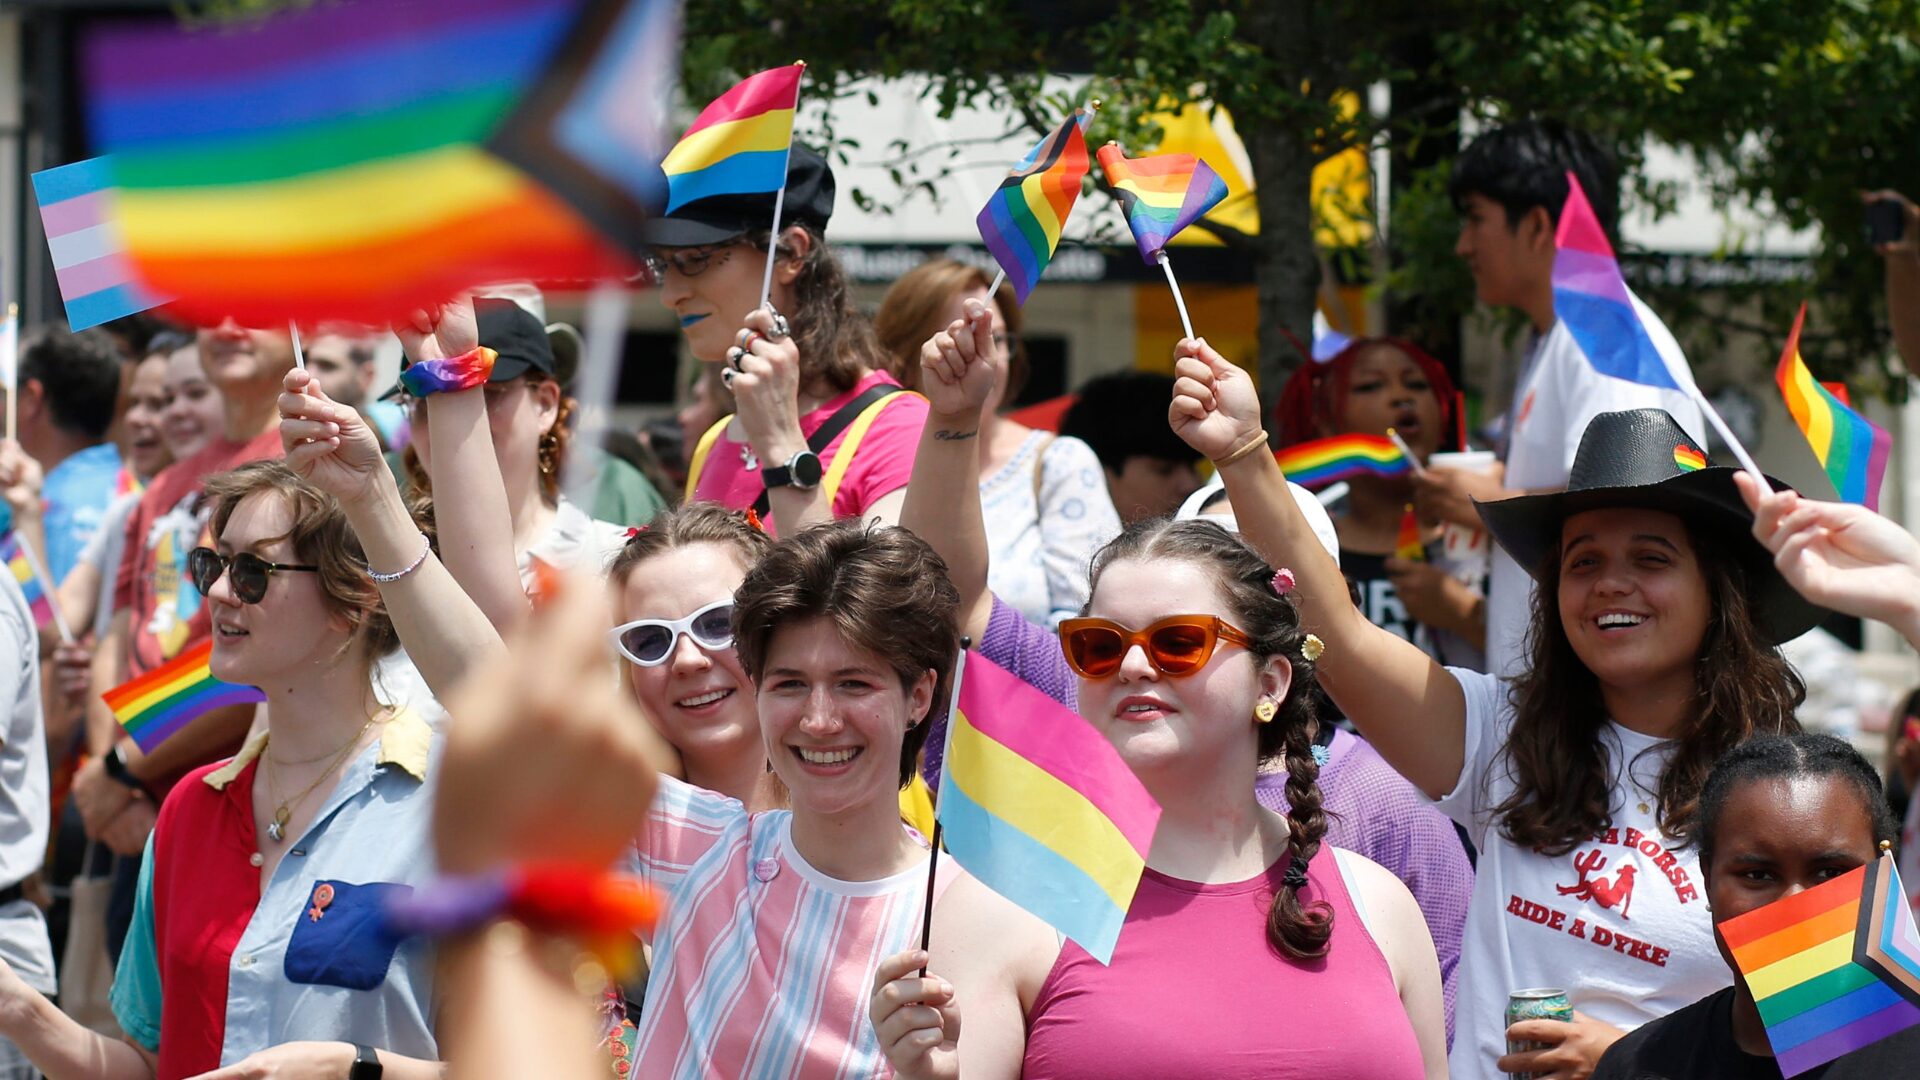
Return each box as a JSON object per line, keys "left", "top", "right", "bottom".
{"left": 383, "top": 864, "right": 659, "bottom": 977}
{"left": 369, "top": 533, "right": 432, "bottom": 584}
{"left": 398, "top": 346, "right": 499, "bottom": 397}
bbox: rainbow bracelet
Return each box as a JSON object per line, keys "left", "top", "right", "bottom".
{"left": 398, "top": 346, "right": 498, "bottom": 397}
{"left": 382, "top": 863, "right": 659, "bottom": 977}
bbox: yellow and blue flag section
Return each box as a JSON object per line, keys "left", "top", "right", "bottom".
{"left": 660, "top": 63, "right": 803, "bottom": 213}
{"left": 938, "top": 652, "right": 1161, "bottom": 964}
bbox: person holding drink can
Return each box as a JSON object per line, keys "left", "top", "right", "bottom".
{"left": 1171, "top": 339, "right": 1819, "bottom": 1079}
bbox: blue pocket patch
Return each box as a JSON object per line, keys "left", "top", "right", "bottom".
{"left": 284, "top": 880, "right": 413, "bottom": 991}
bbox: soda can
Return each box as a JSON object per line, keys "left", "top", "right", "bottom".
{"left": 1505, "top": 987, "right": 1573, "bottom": 1080}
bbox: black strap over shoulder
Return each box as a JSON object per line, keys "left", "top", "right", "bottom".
{"left": 752, "top": 383, "right": 901, "bottom": 516}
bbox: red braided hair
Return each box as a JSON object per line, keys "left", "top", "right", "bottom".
{"left": 1272, "top": 336, "right": 1461, "bottom": 452}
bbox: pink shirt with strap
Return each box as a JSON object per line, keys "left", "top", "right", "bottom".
{"left": 1021, "top": 849, "right": 1424, "bottom": 1079}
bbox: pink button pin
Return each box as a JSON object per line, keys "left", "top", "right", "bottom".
{"left": 753, "top": 859, "right": 779, "bottom": 883}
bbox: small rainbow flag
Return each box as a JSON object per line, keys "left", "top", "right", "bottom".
{"left": 0, "top": 534, "right": 53, "bottom": 628}
{"left": 102, "top": 639, "right": 267, "bottom": 754}
{"left": 30, "top": 157, "right": 170, "bottom": 331}
{"left": 976, "top": 110, "right": 1094, "bottom": 305}
{"left": 81, "top": 0, "right": 632, "bottom": 325}
{"left": 1095, "top": 144, "right": 1230, "bottom": 264}
{"left": 1551, "top": 172, "right": 1682, "bottom": 391}
{"left": 1775, "top": 303, "right": 1893, "bottom": 511}
{"left": 1274, "top": 434, "right": 1410, "bottom": 489}
{"left": 939, "top": 651, "right": 1161, "bottom": 964}
{"left": 1673, "top": 444, "right": 1707, "bottom": 472}
{"left": 1719, "top": 850, "right": 1920, "bottom": 1076}
{"left": 660, "top": 63, "right": 804, "bottom": 215}
{"left": 1395, "top": 505, "right": 1425, "bottom": 562}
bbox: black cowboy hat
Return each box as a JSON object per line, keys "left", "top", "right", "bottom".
{"left": 1475, "top": 408, "right": 1827, "bottom": 645}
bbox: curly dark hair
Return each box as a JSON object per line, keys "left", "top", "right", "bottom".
{"left": 1086, "top": 518, "right": 1331, "bottom": 959}
{"left": 731, "top": 520, "right": 959, "bottom": 788}
{"left": 1496, "top": 515, "right": 1805, "bottom": 856}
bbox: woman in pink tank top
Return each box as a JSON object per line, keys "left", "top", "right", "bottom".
{"left": 868, "top": 348, "right": 1448, "bottom": 1077}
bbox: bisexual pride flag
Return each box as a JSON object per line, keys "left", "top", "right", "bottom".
{"left": 939, "top": 652, "right": 1160, "bottom": 963}
{"left": 1550, "top": 171, "right": 1681, "bottom": 391}
{"left": 976, "top": 110, "right": 1094, "bottom": 305}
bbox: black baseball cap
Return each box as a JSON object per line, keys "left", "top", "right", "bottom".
{"left": 380, "top": 298, "right": 565, "bottom": 400}
{"left": 642, "top": 143, "right": 836, "bottom": 248}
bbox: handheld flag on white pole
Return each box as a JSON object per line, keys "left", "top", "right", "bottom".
{"left": 12, "top": 533, "right": 72, "bottom": 644}
{"left": 1097, "top": 143, "right": 1228, "bottom": 342}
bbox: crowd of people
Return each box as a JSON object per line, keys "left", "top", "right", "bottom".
{"left": 0, "top": 114, "right": 1909, "bottom": 1080}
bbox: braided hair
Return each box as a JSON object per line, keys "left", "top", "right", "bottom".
{"left": 1085, "top": 518, "right": 1332, "bottom": 959}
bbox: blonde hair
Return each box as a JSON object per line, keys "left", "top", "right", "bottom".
{"left": 872, "top": 258, "right": 1026, "bottom": 395}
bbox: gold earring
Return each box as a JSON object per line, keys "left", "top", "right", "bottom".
{"left": 1253, "top": 699, "right": 1278, "bottom": 724}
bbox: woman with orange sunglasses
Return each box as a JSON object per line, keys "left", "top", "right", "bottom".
{"left": 867, "top": 302, "right": 1446, "bottom": 1080}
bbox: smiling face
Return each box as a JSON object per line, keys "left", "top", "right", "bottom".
{"left": 757, "top": 616, "right": 934, "bottom": 820}
{"left": 1706, "top": 775, "right": 1879, "bottom": 974}
{"left": 617, "top": 543, "right": 759, "bottom": 766}
{"left": 1556, "top": 506, "right": 1711, "bottom": 693}
{"left": 122, "top": 355, "right": 173, "bottom": 479}
{"left": 204, "top": 491, "right": 346, "bottom": 687}
{"left": 1334, "top": 342, "right": 1443, "bottom": 460}
{"left": 161, "top": 345, "right": 224, "bottom": 461}
{"left": 1076, "top": 557, "right": 1285, "bottom": 780}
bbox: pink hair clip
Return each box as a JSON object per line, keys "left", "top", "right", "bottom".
{"left": 1270, "top": 568, "right": 1296, "bottom": 596}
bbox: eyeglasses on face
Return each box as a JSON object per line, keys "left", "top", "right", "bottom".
{"left": 1058, "top": 615, "right": 1253, "bottom": 679}
{"left": 644, "top": 245, "right": 736, "bottom": 280}
{"left": 607, "top": 599, "right": 736, "bottom": 667}
{"left": 187, "top": 547, "right": 321, "bottom": 605}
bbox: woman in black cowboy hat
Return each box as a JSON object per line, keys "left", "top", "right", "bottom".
{"left": 1167, "top": 339, "right": 1822, "bottom": 1080}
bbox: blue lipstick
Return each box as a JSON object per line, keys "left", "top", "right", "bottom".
{"left": 679, "top": 313, "right": 709, "bottom": 328}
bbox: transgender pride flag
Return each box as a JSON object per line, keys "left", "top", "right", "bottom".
{"left": 1550, "top": 171, "right": 1681, "bottom": 391}
{"left": 31, "top": 156, "right": 169, "bottom": 331}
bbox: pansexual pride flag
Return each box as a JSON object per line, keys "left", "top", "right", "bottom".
{"left": 1719, "top": 850, "right": 1920, "bottom": 1076}
{"left": 976, "top": 110, "right": 1093, "bottom": 305}
{"left": 939, "top": 651, "right": 1160, "bottom": 964}
{"left": 1274, "top": 434, "right": 1410, "bottom": 489}
{"left": 1395, "top": 505, "right": 1425, "bottom": 562}
{"left": 1095, "top": 144, "right": 1230, "bottom": 265}
{"left": 82, "top": 0, "right": 631, "bottom": 324}
{"left": 102, "top": 639, "right": 266, "bottom": 754}
{"left": 1551, "top": 171, "right": 1681, "bottom": 391}
{"left": 30, "top": 157, "right": 169, "bottom": 331}
{"left": 660, "top": 63, "right": 804, "bottom": 214}
{"left": 1775, "top": 303, "right": 1892, "bottom": 511}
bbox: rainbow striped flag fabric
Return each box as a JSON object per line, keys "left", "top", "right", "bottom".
{"left": 1551, "top": 171, "right": 1682, "bottom": 391}
{"left": 80, "top": 0, "right": 631, "bottom": 325}
{"left": 1775, "top": 303, "right": 1892, "bottom": 511}
{"left": 1274, "top": 434, "right": 1410, "bottom": 489}
{"left": 0, "top": 534, "right": 52, "bottom": 628}
{"left": 1095, "top": 144, "right": 1230, "bottom": 265}
{"left": 976, "top": 110, "right": 1094, "bottom": 305}
{"left": 102, "top": 640, "right": 267, "bottom": 754}
{"left": 660, "top": 63, "right": 804, "bottom": 214}
{"left": 1394, "top": 505, "right": 1425, "bottom": 562}
{"left": 30, "top": 156, "right": 170, "bottom": 330}
{"left": 939, "top": 651, "right": 1160, "bottom": 964}
{"left": 1719, "top": 850, "right": 1920, "bottom": 1076}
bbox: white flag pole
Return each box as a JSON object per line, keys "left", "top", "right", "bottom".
{"left": 1156, "top": 252, "right": 1195, "bottom": 341}
{"left": 288, "top": 321, "right": 306, "bottom": 371}
{"left": 757, "top": 62, "right": 807, "bottom": 311}
{"left": 562, "top": 281, "right": 632, "bottom": 516}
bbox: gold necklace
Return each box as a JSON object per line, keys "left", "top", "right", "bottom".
{"left": 263, "top": 709, "right": 386, "bottom": 843}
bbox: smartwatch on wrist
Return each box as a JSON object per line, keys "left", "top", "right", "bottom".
{"left": 101, "top": 746, "right": 150, "bottom": 798}
{"left": 349, "top": 1043, "right": 383, "bottom": 1080}
{"left": 762, "top": 449, "right": 823, "bottom": 492}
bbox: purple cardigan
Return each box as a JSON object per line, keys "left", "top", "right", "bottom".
{"left": 923, "top": 595, "right": 1471, "bottom": 1044}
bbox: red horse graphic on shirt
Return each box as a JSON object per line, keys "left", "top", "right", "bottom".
{"left": 1557, "top": 848, "right": 1636, "bottom": 919}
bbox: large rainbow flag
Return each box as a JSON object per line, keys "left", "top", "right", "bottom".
{"left": 1719, "top": 850, "right": 1920, "bottom": 1076}
{"left": 660, "top": 63, "right": 804, "bottom": 214}
{"left": 102, "top": 640, "right": 267, "bottom": 754}
{"left": 1774, "top": 303, "right": 1892, "bottom": 511}
{"left": 81, "top": 0, "right": 632, "bottom": 325}
{"left": 1275, "top": 434, "right": 1410, "bottom": 489}
{"left": 976, "top": 110, "right": 1094, "bottom": 305}
{"left": 1095, "top": 144, "right": 1230, "bottom": 264}
{"left": 1551, "top": 171, "right": 1682, "bottom": 391}
{"left": 939, "top": 651, "right": 1160, "bottom": 964}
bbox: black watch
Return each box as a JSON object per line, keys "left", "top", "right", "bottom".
{"left": 101, "top": 746, "right": 150, "bottom": 798}
{"left": 762, "top": 449, "right": 823, "bottom": 491}
{"left": 348, "top": 1043, "right": 382, "bottom": 1080}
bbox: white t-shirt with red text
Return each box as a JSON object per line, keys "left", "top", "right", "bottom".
{"left": 1437, "top": 669, "right": 1727, "bottom": 1079}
